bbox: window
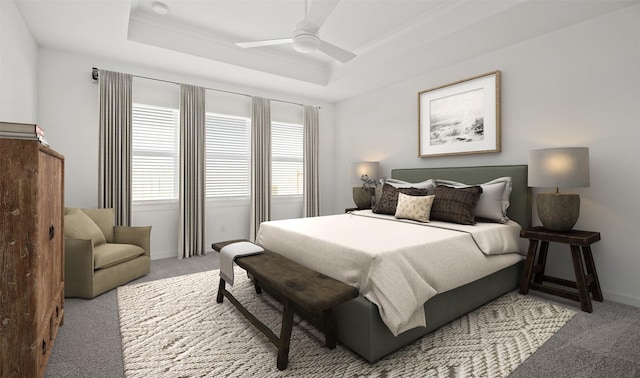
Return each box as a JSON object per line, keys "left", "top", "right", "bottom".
{"left": 272, "top": 121, "right": 303, "bottom": 196}
{"left": 205, "top": 113, "right": 251, "bottom": 198}
{"left": 131, "top": 107, "right": 302, "bottom": 201}
{"left": 131, "top": 104, "right": 179, "bottom": 202}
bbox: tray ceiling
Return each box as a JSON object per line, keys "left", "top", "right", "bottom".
{"left": 14, "top": 0, "right": 638, "bottom": 102}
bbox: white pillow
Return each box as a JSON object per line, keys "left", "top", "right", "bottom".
{"left": 376, "top": 178, "right": 435, "bottom": 202}
{"left": 435, "top": 177, "right": 512, "bottom": 223}
{"left": 394, "top": 193, "right": 435, "bottom": 223}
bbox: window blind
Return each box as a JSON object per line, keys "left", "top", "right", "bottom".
{"left": 205, "top": 114, "right": 251, "bottom": 198}
{"left": 272, "top": 121, "right": 303, "bottom": 196}
{"left": 131, "top": 104, "right": 179, "bottom": 202}
{"left": 132, "top": 107, "right": 303, "bottom": 201}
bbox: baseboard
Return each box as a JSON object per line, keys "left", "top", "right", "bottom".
{"left": 150, "top": 249, "right": 216, "bottom": 260}
{"left": 151, "top": 250, "right": 176, "bottom": 260}
{"left": 602, "top": 290, "right": 640, "bottom": 308}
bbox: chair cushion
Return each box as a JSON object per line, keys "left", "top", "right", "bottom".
{"left": 64, "top": 208, "right": 107, "bottom": 246}
{"left": 94, "top": 243, "right": 145, "bottom": 270}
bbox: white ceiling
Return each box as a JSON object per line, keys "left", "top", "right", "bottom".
{"left": 14, "top": 0, "right": 639, "bottom": 103}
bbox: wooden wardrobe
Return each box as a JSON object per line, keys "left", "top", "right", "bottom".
{"left": 0, "top": 139, "right": 65, "bottom": 378}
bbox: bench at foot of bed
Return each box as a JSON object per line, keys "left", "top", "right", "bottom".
{"left": 212, "top": 240, "right": 359, "bottom": 371}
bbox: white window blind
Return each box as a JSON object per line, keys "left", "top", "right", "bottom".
{"left": 131, "top": 104, "right": 179, "bottom": 202}
{"left": 131, "top": 108, "right": 302, "bottom": 201}
{"left": 205, "top": 114, "right": 250, "bottom": 198}
{"left": 272, "top": 121, "right": 303, "bottom": 196}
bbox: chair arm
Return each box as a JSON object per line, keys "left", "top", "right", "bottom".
{"left": 64, "top": 238, "right": 95, "bottom": 298}
{"left": 114, "top": 226, "right": 151, "bottom": 257}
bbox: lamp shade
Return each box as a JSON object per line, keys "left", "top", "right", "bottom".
{"left": 528, "top": 147, "right": 589, "bottom": 189}
{"left": 350, "top": 161, "right": 380, "bottom": 187}
{"left": 528, "top": 147, "right": 590, "bottom": 231}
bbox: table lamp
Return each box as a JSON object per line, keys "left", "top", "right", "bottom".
{"left": 528, "top": 147, "right": 589, "bottom": 231}
{"left": 351, "top": 162, "right": 379, "bottom": 209}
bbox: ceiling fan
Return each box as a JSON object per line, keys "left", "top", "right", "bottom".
{"left": 235, "top": 0, "right": 356, "bottom": 63}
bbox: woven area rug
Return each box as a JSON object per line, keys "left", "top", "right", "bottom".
{"left": 117, "top": 269, "right": 575, "bottom": 377}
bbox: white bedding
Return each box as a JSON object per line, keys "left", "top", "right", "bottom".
{"left": 255, "top": 210, "right": 523, "bottom": 336}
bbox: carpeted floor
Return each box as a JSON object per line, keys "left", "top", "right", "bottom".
{"left": 45, "top": 253, "right": 640, "bottom": 377}
{"left": 117, "top": 268, "right": 575, "bottom": 377}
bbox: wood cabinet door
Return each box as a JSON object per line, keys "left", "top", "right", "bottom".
{"left": 36, "top": 148, "right": 65, "bottom": 375}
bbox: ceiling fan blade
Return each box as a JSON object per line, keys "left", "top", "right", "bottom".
{"left": 318, "top": 40, "right": 356, "bottom": 63}
{"left": 235, "top": 38, "right": 293, "bottom": 48}
{"left": 304, "top": 0, "right": 340, "bottom": 32}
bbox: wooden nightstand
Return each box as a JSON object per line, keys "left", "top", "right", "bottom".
{"left": 519, "top": 227, "right": 603, "bottom": 312}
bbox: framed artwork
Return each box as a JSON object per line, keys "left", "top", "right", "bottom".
{"left": 418, "top": 71, "right": 501, "bottom": 157}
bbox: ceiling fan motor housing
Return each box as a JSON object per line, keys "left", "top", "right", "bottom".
{"left": 292, "top": 29, "right": 319, "bottom": 53}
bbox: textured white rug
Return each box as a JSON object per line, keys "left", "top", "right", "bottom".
{"left": 117, "top": 269, "right": 575, "bottom": 377}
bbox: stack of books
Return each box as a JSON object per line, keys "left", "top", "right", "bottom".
{"left": 0, "top": 122, "right": 49, "bottom": 146}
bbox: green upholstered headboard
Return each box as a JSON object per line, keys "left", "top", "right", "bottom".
{"left": 391, "top": 165, "right": 531, "bottom": 229}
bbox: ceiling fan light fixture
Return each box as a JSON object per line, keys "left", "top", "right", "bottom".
{"left": 151, "top": 1, "right": 169, "bottom": 15}
{"left": 293, "top": 33, "right": 319, "bottom": 53}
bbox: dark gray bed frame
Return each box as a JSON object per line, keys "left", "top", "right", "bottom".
{"left": 333, "top": 165, "right": 531, "bottom": 363}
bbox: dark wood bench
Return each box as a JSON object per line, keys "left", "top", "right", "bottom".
{"left": 212, "top": 240, "right": 359, "bottom": 371}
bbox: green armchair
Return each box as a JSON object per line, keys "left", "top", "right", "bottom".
{"left": 64, "top": 208, "right": 151, "bottom": 298}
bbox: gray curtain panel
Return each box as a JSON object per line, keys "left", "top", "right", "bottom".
{"left": 178, "top": 84, "right": 206, "bottom": 259}
{"left": 250, "top": 96, "right": 272, "bottom": 242}
{"left": 98, "top": 69, "right": 132, "bottom": 226}
{"left": 303, "top": 105, "right": 320, "bottom": 217}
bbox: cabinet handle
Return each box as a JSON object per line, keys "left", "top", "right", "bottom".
{"left": 49, "top": 225, "right": 55, "bottom": 240}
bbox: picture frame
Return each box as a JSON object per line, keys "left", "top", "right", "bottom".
{"left": 418, "top": 71, "right": 501, "bottom": 157}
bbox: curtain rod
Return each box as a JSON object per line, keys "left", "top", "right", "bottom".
{"left": 91, "top": 67, "right": 319, "bottom": 109}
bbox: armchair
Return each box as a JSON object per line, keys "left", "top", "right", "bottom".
{"left": 64, "top": 208, "right": 151, "bottom": 298}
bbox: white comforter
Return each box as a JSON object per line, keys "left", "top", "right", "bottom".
{"left": 255, "top": 210, "right": 523, "bottom": 336}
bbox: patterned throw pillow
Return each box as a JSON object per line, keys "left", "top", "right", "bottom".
{"left": 430, "top": 185, "right": 483, "bottom": 225}
{"left": 394, "top": 193, "right": 435, "bottom": 223}
{"left": 372, "top": 183, "right": 430, "bottom": 215}
{"left": 436, "top": 177, "right": 512, "bottom": 223}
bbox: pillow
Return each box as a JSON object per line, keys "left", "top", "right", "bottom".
{"left": 436, "top": 177, "right": 512, "bottom": 223}
{"left": 395, "top": 193, "right": 435, "bottom": 223}
{"left": 382, "top": 178, "right": 436, "bottom": 191}
{"left": 64, "top": 208, "right": 107, "bottom": 246}
{"left": 375, "top": 178, "right": 435, "bottom": 204}
{"left": 373, "top": 183, "right": 430, "bottom": 215}
{"left": 430, "top": 185, "right": 483, "bottom": 225}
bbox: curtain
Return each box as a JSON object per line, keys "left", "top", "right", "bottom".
{"left": 98, "top": 69, "right": 132, "bottom": 226}
{"left": 178, "top": 84, "right": 206, "bottom": 259}
{"left": 303, "top": 105, "right": 320, "bottom": 217}
{"left": 250, "top": 96, "right": 271, "bottom": 242}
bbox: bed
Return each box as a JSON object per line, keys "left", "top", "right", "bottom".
{"left": 255, "top": 165, "right": 531, "bottom": 362}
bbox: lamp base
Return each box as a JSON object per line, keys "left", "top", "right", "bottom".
{"left": 353, "top": 187, "right": 374, "bottom": 209}
{"left": 537, "top": 192, "right": 580, "bottom": 231}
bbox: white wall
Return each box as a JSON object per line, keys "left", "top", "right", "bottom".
{"left": 0, "top": 0, "right": 38, "bottom": 123}
{"left": 11, "top": 0, "right": 637, "bottom": 307}
{"left": 334, "top": 5, "right": 640, "bottom": 307}
{"left": 37, "top": 48, "right": 335, "bottom": 259}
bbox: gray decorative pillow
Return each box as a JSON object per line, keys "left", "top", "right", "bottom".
{"left": 436, "top": 177, "right": 512, "bottom": 223}
{"left": 395, "top": 193, "right": 435, "bottom": 223}
{"left": 430, "top": 185, "right": 483, "bottom": 225}
{"left": 373, "top": 183, "right": 430, "bottom": 215}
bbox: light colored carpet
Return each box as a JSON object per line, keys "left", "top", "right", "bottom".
{"left": 117, "top": 269, "right": 575, "bottom": 377}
